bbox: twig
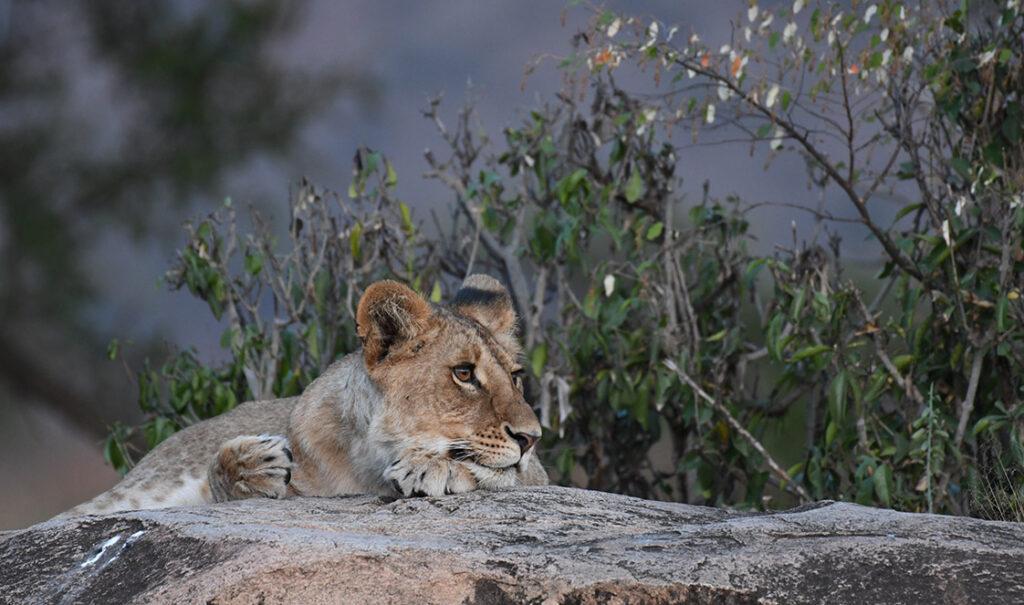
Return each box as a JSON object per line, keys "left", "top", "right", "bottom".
{"left": 670, "top": 55, "right": 930, "bottom": 289}
{"left": 662, "top": 194, "right": 678, "bottom": 338}
{"left": 954, "top": 348, "right": 985, "bottom": 450}
{"left": 853, "top": 289, "right": 925, "bottom": 408}
{"left": 464, "top": 217, "right": 482, "bottom": 277}
{"left": 926, "top": 383, "right": 935, "bottom": 514}
{"left": 525, "top": 267, "right": 548, "bottom": 351}
{"left": 664, "top": 359, "right": 812, "bottom": 503}
{"left": 424, "top": 160, "right": 533, "bottom": 330}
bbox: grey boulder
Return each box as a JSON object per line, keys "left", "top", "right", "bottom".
{"left": 1, "top": 486, "right": 1022, "bottom": 604}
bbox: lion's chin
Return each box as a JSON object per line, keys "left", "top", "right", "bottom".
{"left": 461, "top": 460, "right": 521, "bottom": 489}
{"left": 468, "top": 459, "right": 518, "bottom": 472}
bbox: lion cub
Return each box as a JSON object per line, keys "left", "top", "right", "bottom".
{"left": 63, "top": 275, "right": 547, "bottom": 516}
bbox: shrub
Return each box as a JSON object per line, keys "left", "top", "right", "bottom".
{"left": 108, "top": 1, "right": 1024, "bottom": 517}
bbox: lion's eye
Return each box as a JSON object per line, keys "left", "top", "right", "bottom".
{"left": 453, "top": 364, "right": 475, "bottom": 384}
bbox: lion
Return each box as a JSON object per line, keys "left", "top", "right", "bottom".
{"left": 61, "top": 274, "right": 547, "bottom": 517}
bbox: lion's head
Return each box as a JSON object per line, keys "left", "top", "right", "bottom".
{"left": 356, "top": 274, "right": 542, "bottom": 492}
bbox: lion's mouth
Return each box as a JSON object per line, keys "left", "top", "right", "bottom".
{"left": 448, "top": 446, "right": 522, "bottom": 473}
{"left": 447, "top": 446, "right": 478, "bottom": 463}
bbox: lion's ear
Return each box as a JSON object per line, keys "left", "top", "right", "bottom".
{"left": 356, "top": 280, "right": 432, "bottom": 367}
{"left": 452, "top": 274, "right": 517, "bottom": 336}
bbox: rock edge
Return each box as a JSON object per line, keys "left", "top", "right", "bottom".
{"left": 2, "top": 486, "right": 1023, "bottom": 604}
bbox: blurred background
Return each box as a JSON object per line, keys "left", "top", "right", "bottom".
{"left": 0, "top": 0, "right": 874, "bottom": 528}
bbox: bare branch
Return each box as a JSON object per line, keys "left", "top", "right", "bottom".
{"left": 670, "top": 55, "right": 931, "bottom": 288}
{"left": 954, "top": 349, "right": 985, "bottom": 450}
{"left": 664, "top": 359, "right": 812, "bottom": 503}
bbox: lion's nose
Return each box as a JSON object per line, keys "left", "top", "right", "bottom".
{"left": 505, "top": 426, "right": 539, "bottom": 454}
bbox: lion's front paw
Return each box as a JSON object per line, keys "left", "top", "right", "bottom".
{"left": 384, "top": 456, "right": 477, "bottom": 497}
{"left": 209, "top": 434, "right": 294, "bottom": 502}
{"left": 445, "top": 462, "right": 478, "bottom": 494}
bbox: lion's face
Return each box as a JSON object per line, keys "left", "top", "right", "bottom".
{"left": 356, "top": 275, "right": 542, "bottom": 486}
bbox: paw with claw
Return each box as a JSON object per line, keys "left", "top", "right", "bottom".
{"left": 384, "top": 454, "right": 477, "bottom": 497}
{"left": 209, "top": 434, "right": 294, "bottom": 502}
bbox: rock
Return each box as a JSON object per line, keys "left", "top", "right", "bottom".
{"left": 2, "top": 486, "right": 1022, "bottom": 604}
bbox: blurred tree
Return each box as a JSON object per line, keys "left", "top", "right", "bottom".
{"left": 0, "top": 0, "right": 375, "bottom": 437}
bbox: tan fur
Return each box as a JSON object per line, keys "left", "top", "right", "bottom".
{"left": 61, "top": 275, "right": 547, "bottom": 517}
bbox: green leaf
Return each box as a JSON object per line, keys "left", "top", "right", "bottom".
{"left": 145, "top": 417, "right": 176, "bottom": 449}
{"left": 896, "top": 162, "right": 917, "bottom": 180}
{"left": 305, "top": 323, "right": 320, "bottom": 361}
{"left": 556, "top": 168, "right": 589, "bottom": 204}
{"left": 196, "top": 222, "right": 212, "bottom": 241}
{"left": 894, "top": 203, "right": 924, "bottom": 222}
{"left": 646, "top": 221, "right": 664, "bottom": 240}
{"left": 786, "top": 461, "right": 805, "bottom": 482}
{"left": 790, "top": 286, "right": 806, "bottom": 320}
{"left": 631, "top": 390, "right": 650, "bottom": 430}
{"left": 556, "top": 447, "right": 575, "bottom": 476}
{"left": 829, "top": 371, "right": 848, "bottom": 424}
{"left": 219, "top": 327, "right": 234, "bottom": 349}
{"left": 972, "top": 415, "right": 1001, "bottom": 436}
{"left": 1003, "top": 114, "right": 1021, "bottom": 144}
{"left": 349, "top": 222, "right": 363, "bottom": 261}
{"left": 950, "top": 157, "right": 971, "bottom": 179}
{"left": 430, "top": 280, "right": 442, "bottom": 303}
{"left": 244, "top": 252, "right": 263, "bottom": 276}
{"left": 893, "top": 354, "right": 915, "bottom": 371}
{"left": 825, "top": 420, "right": 839, "bottom": 447}
{"left": 386, "top": 161, "right": 398, "bottom": 187}
{"left": 624, "top": 170, "right": 644, "bottom": 203}
{"left": 530, "top": 342, "right": 548, "bottom": 378}
{"left": 399, "top": 202, "right": 415, "bottom": 235}
{"left": 790, "top": 344, "right": 832, "bottom": 363}
{"left": 364, "top": 151, "right": 381, "bottom": 175}
{"left": 583, "top": 288, "right": 600, "bottom": 320}
{"left": 104, "top": 435, "right": 126, "bottom": 475}
{"left": 744, "top": 258, "right": 768, "bottom": 287}
{"left": 781, "top": 90, "right": 792, "bottom": 111}
{"left": 767, "top": 314, "right": 785, "bottom": 361}
{"left": 873, "top": 463, "right": 892, "bottom": 506}
{"left": 706, "top": 328, "right": 727, "bottom": 342}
